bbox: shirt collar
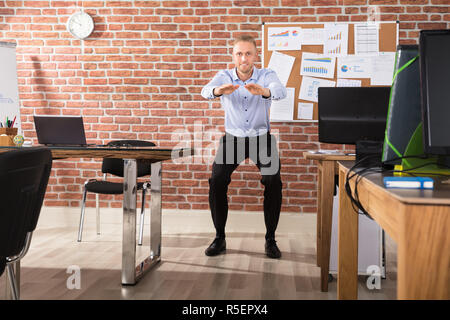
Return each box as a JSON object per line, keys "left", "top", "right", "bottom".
{"left": 232, "top": 66, "right": 258, "bottom": 82}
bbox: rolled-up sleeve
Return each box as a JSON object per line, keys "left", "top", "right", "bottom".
{"left": 264, "top": 69, "right": 287, "bottom": 101}
{"left": 201, "top": 70, "right": 229, "bottom": 100}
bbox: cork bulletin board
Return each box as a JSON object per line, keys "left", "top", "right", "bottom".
{"left": 262, "top": 22, "right": 398, "bottom": 122}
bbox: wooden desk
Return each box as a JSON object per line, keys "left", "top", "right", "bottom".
{"left": 303, "top": 151, "right": 355, "bottom": 292}
{"left": 0, "top": 145, "right": 194, "bottom": 289}
{"left": 338, "top": 161, "right": 450, "bottom": 299}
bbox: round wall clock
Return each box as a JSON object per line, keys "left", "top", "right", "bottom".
{"left": 67, "top": 11, "right": 94, "bottom": 40}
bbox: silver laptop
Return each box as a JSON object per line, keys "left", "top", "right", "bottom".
{"left": 34, "top": 116, "right": 88, "bottom": 146}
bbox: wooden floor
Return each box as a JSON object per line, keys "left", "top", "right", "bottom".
{"left": 0, "top": 207, "right": 397, "bottom": 300}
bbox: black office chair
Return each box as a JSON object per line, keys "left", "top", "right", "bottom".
{"left": 0, "top": 147, "right": 52, "bottom": 300}
{"left": 78, "top": 140, "right": 155, "bottom": 245}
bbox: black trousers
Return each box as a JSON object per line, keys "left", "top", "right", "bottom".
{"left": 208, "top": 132, "right": 282, "bottom": 240}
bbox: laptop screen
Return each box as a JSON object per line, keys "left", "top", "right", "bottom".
{"left": 34, "top": 116, "right": 87, "bottom": 146}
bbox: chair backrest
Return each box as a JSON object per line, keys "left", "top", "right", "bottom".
{"left": 0, "top": 147, "right": 52, "bottom": 276}
{"left": 101, "top": 140, "right": 156, "bottom": 177}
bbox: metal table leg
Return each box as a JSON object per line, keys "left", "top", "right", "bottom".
{"left": 149, "top": 162, "right": 162, "bottom": 260}
{"left": 5, "top": 261, "right": 20, "bottom": 300}
{"left": 121, "top": 160, "right": 162, "bottom": 285}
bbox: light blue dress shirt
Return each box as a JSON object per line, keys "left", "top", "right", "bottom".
{"left": 201, "top": 67, "right": 287, "bottom": 137}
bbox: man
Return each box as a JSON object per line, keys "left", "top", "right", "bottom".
{"left": 201, "top": 35, "right": 287, "bottom": 259}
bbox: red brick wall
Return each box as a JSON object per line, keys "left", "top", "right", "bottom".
{"left": 0, "top": 0, "right": 448, "bottom": 213}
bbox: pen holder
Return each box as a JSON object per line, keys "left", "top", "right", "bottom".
{"left": 0, "top": 127, "right": 18, "bottom": 146}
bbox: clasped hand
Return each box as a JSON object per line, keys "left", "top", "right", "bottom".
{"left": 214, "top": 83, "right": 270, "bottom": 97}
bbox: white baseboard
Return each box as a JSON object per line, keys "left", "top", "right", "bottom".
{"left": 38, "top": 206, "right": 312, "bottom": 230}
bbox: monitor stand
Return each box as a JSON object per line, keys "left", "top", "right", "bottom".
{"left": 356, "top": 140, "right": 383, "bottom": 167}
{"left": 400, "top": 123, "right": 450, "bottom": 176}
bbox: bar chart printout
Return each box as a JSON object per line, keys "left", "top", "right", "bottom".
{"left": 324, "top": 23, "right": 348, "bottom": 56}
{"left": 268, "top": 27, "right": 302, "bottom": 51}
{"left": 300, "top": 52, "right": 336, "bottom": 79}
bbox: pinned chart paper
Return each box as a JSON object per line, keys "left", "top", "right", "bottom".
{"left": 297, "top": 102, "right": 314, "bottom": 120}
{"left": 300, "top": 52, "right": 336, "bottom": 79}
{"left": 354, "top": 23, "right": 379, "bottom": 56}
{"left": 324, "top": 23, "right": 348, "bottom": 56}
{"left": 268, "top": 27, "right": 302, "bottom": 51}
{"left": 337, "top": 79, "right": 362, "bottom": 87}
{"left": 371, "top": 52, "right": 396, "bottom": 85}
{"left": 337, "top": 55, "right": 372, "bottom": 79}
{"left": 270, "top": 87, "right": 294, "bottom": 121}
{"left": 301, "top": 28, "right": 325, "bottom": 45}
{"left": 299, "top": 76, "right": 336, "bottom": 103}
{"left": 268, "top": 51, "right": 295, "bottom": 87}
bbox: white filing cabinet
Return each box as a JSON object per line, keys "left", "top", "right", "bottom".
{"left": 329, "top": 186, "right": 386, "bottom": 277}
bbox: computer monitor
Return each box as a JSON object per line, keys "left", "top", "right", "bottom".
{"left": 419, "top": 29, "right": 450, "bottom": 156}
{"left": 318, "top": 87, "right": 391, "bottom": 145}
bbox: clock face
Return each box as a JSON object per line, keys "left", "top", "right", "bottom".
{"left": 67, "top": 11, "right": 94, "bottom": 40}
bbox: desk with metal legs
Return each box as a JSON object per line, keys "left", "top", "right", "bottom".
{"left": 1, "top": 146, "right": 194, "bottom": 292}
{"left": 122, "top": 160, "right": 163, "bottom": 285}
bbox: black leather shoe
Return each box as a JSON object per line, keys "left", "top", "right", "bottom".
{"left": 205, "top": 238, "right": 226, "bottom": 256}
{"left": 265, "top": 239, "right": 281, "bottom": 259}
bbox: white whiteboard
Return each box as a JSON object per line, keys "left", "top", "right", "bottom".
{"left": 0, "top": 41, "right": 21, "bottom": 133}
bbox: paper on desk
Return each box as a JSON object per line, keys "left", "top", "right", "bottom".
{"left": 337, "top": 55, "right": 372, "bottom": 79}
{"left": 270, "top": 87, "right": 294, "bottom": 121}
{"left": 370, "top": 52, "right": 396, "bottom": 85}
{"left": 299, "top": 76, "right": 336, "bottom": 103}
{"left": 300, "top": 52, "right": 336, "bottom": 79}
{"left": 268, "top": 51, "right": 295, "bottom": 87}
{"left": 268, "top": 27, "right": 302, "bottom": 51}
{"left": 314, "top": 149, "right": 343, "bottom": 154}
{"left": 301, "top": 28, "right": 325, "bottom": 45}
{"left": 354, "top": 23, "right": 379, "bottom": 56}
{"left": 297, "top": 102, "right": 314, "bottom": 120}
{"left": 323, "top": 23, "right": 348, "bottom": 56}
{"left": 337, "top": 78, "right": 362, "bottom": 87}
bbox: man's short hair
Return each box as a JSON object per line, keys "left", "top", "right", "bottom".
{"left": 233, "top": 35, "right": 257, "bottom": 49}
